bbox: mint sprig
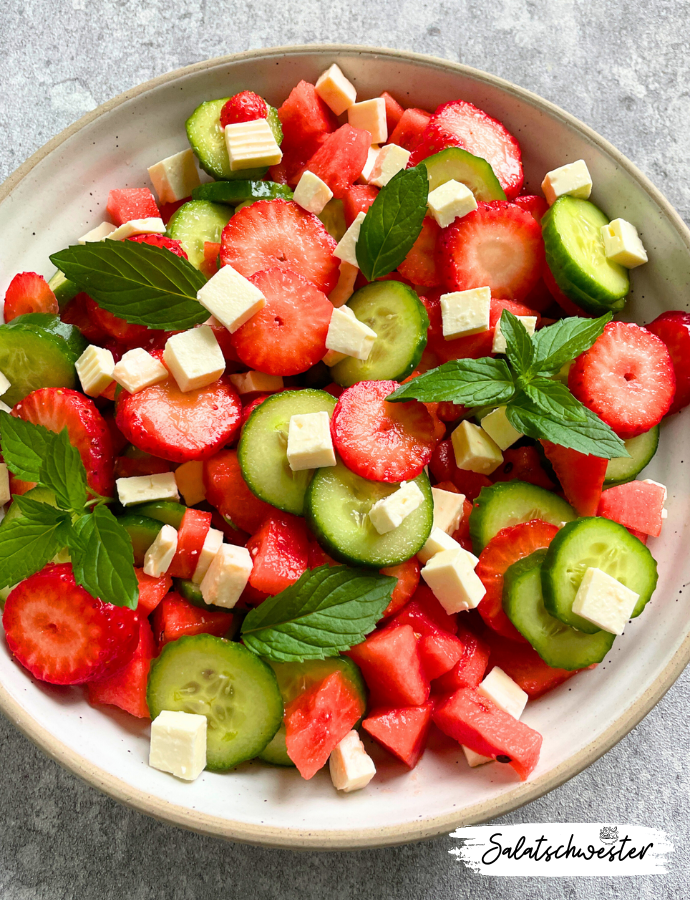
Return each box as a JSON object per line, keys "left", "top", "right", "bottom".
{"left": 388, "top": 357, "right": 515, "bottom": 406}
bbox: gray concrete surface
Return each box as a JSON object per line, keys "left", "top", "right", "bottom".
{"left": 0, "top": 1, "right": 689, "bottom": 896}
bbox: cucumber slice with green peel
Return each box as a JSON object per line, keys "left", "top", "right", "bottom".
{"left": 542, "top": 196, "right": 630, "bottom": 311}
{"left": 257, "top": 726, "right": 292, "bottom": 766}
{"left": 423, "top": 147, "right": 507, "bottom": 201}
{"left": 238, "top": 389, "right": 337, "bottom": 516}
{"left": 306, "top": 462, "right": 433, "bottom": 567}
{"left": 503, "top": 549, "right": 616, "bottom": 669}
{"left": 318, "top": 199, "right": 347, "bottom": 242}
{"left": 173, "top": 578, "right": 243, "bottom": 624}
{"left": 192, "top": 180, "right": 293, "bottom": 205}
{"left": 330, "top": 282, "right": 429, "bottom": 387}
{"left": 470, "top": 481, "right": 576, "bottom": 554}
{"left": 604, "top": 426, "right": 660, "bottom": 486}
{"left": 48, "top": 270, "right": 79, "bottom": 308}
{"left": 133, "top": 500, "right": 187, "bottom": 529}
{"left": 541, "top": 517, "right": 658, "bottom": 633}
{"left": 8, "top": 314, "right": 87, "bottom": 359}
{"left": 166, "top": 200, "right": 233, "bottom": 269}
{"left": 117, "top": 514, "right": 163, "bottom": 566}
{"left": 0, "top": 321, "right": 80, "bottom": 406}
{"left": 147, "top": 634, "right": 283, "bottom": 771}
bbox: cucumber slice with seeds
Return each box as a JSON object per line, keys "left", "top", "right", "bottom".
{"left": 604, "top": 426, "right": 659, "bottom": 486}
{"left": 424, "top": 147, "right": 507, "bottom": 201}
{"left": 167, "top": 200, "right": 233, "bottom": 269}
{"left": 0, "top": 320, "right": 81, "bottom": 406}
{"left": 192, "top": 180, "right": 293, "bottom": 205}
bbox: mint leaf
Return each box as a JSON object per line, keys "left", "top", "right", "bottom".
{"left": 70, "top": 506, "right": 138, "bottom": 609}
{"left": 500, "top": 309, "right": 534, "bottom": 374}
{"left": 39, "top": 429, "right": 87, "bottom": 513}
{"left": 531, "top": 313, "right": 612, "bottom": 375}
{"left": 386, "top": 358, "right": 514, "bottom": 406}
{"left": 241, "top": 565, "right": 395, "bottom": 662}
{"left": 0, "top": 516, "right": 71, "bottom": 589}
{"left": 11, "top": 494, "right": 64, "bottom": 525}
{"left": 356, "top": 164, "right": 428, "bottom": 281}
{"left": 50, "top": 240, "right": 208, "bottom": 331}
{"left": 0, "top": 412, "right": 57, "bottom": 482}
{"left": 523, "top": 379, "right": 589, "bottom": 423}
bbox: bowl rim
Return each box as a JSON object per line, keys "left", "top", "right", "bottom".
{"left": 1, "top": 42, "right": 689, "bottom": 851}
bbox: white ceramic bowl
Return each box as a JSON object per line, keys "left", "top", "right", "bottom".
{"left": 1, "top": 45, "right": 689, "bottom": 850}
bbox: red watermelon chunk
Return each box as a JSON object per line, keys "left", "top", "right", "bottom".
{"left": 432, "top": 623, "right": 490, "bottom": 694}
{"left": 135, "top": 568, "right": 172, "bottom": 616}
{"left": 87, "top": 617, "right": 156, "bottom": 719}
{"left": 245, "top": 512, "right": 310, "bottom": 595}
{"left": 362, "top": 700, "right": 434, "bottom": 768}
{"left": 107, "top": 188, "right": 159, "bottom": 225}
{"left": 342, "top": 184, "right": 379, "bottom": 226}
{"left": 390, "top": 107, "right": 432, "bottom": 152}
{"left": 151, "top": 592, "right": 234, "bottom": 647}
{"left": 482, "top": 629, "right": 581, "bottom": 700}
{"left": 418, "top": 633, "right": 465, "bottom": 681}
{"left": 270, "top": 81, "right": 338, "bottom": 185}
{"left": 597, "top": 480, "right": 666, "bottom": 538}
{"left": 346, "top": 624, "right": 430, "bottom": 708}
{"left": 380, "top": 92, "right": 405, "bottom": 132}
{"left": 302, "top": 124, "right": 372, "bottom": 199}
{"left": 541, "top": 441, "right": 607, "bottom": 517}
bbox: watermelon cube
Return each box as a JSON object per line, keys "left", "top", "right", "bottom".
{"left": 342, "top": 184, "right": 379, "bottom": 226}
{"left": 418, "top": 632, "right": 465, "bottom": 681}
{"left": 270, "top": 81, "right": 338, "bottom": 185}
{"left": 406, "top": 583, "right": 458, "bottom": 634}
{"left": 302, "top": 124, "right": 372, "bottom": 199}
{"left": 87, "top": 618, "right": 156, "bottom": 718}
{"left": 482, "top": 629, "right": 579, "bottom": 699}
{"left": 134, "top": 567, "right": 172, "bottom": 615}
{"left": 597, "top": 480, "right": 666, "bottom": 538}
{"left": 389, "top": 107, "right": 432, "bottom": 152}
{"left": 380, "top": 92, "right": 405, "bottom": 132}
{"left": 432, "top": 623, "right": 490, "bottom": 694}
{"left": 362, "top": 700, "right": 434, "bottom": 768}
{"left": 541, "top": 441, "right": 607, "bottom": 517}
{"left": 245, "top": 512, "right": 310, "bottom": 595}
{"left": 151, "top": 592, "right": 234, "bottom": 646}
{"left": 107, "top": 188, "right": 160, "bottom": 226}
{"left": 346, "top": 624, "right": 430, "bottom": 707}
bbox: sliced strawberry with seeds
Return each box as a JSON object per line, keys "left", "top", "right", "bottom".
{"left": 127, "top": 233, "right": 188, "bottom": 258}
{"left": 4, "top": 272, "right": 58, "bottom": 321}
{"left": 61, "top": 292, "right": 109, "bottom": 344}
{"left": 220, "top": 90, "right": 268, "bottom": 128}
{"left": 397, "top": 216, "right": 441, "bottom": 287}
{"left": 380, "top": 557, "right": 421, "bottom": 618}
{"left": 645, "top": 311, "right": 690, "bottom": 414}
{"left": 300, "top": 124, "right": 371, "bottom": 199}
{"left": 85, "top": 295, "right": 151, "bottom": 345}
{"left": 542, "top": 263, "right": 595, "bottom": 318}
{"left": 513, "top": 194, "right": 549, "bottom": 224}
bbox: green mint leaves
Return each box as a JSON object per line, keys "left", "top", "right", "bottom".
{"left": 50, "top": 240, "right": 208, "bottom": 331}
{"left": 240, "top": 565, "right": 396, "bottom": 662}
{"left": 389, "top": 357, "right": 515, "bottom": 406}
{"left": 0, "top": 413, "right": 138, "bottom": 608}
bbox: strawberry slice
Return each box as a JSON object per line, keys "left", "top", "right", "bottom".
{"left": 61, "top": 292, "right": 109, "bottom": 344}
{"left": 87, "top": 617, "right": 156, "bottom": 718}
{"left": 397, "top": 216, "right": 441, "bottom": 287}
{"left": 220, "top": 199, "right": 339, "bottom": 295}
{"left": 4, "top": 272, "right": 58, "bottom": 321}
{"left": 2, "top": 563, "right": 139, "bottom": 685}
{"left": 542, "top": 263, "right": 595, "bottom": 318}
{"left": 513, "top": 194, "right": 549, "bottom": 224}
{"left": 568, "top": 321, "right": 676, "bottom": 439}
{"left": 541, "top": 441, "right": 607, "bottom": 517}
{"left": 342, "top": 184, "right": 379, "bottom": 226}
{"left": 429, "top": 439, "right": 492, "bottom": 501}
{"left": 437, "top": 201, "right": 544, "bottom": 301}
{"left": 645, "top": 311, "right": 690, "bottom": 414}
{"left": 203, "top": 449, "right": 274, "bottom": 534}
{"left": 491, "top": 446, "right": 556, "bottom": 491}
{"left": 331, "top": 380, "right": 436, "bottom": 482}
{"left": 300, "top": 124, "right": 371, "bottom": 199}
{"left": 231, "top": 267, "right": 332, "bottom": 376}
{"left": 85, "top": 296, "right": 151, "bottom": 345}
{"left": 220, "top": 90, "right": 268, "bottom": 128}
{"left": 482, "top": 628, "right": 580, "bottom": 699}
{"left": 127, "top": 233, "right": 188, "bottom": 258}
{"left": 12, "top": 387, "right": 115, "bottom": 497}
{"left": 380, "top": 557, "right": 421, "bottom": 618}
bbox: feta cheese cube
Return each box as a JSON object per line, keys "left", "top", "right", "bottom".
{"left": 143, "top": 524, "right": 178, "bottom": 577}
{"left": 571, "top": 567, "right": 640, "bottom": 635}
{"left": 192, "top": 528, "right": 224, "bottom": 585}
{"left": 601, "top": 218, "right": 648, "bottom": 268}
{"left": 431, "top": 486, "right": 465, "bottom": 535}
{"left": 440, "top": 287, "right": 491, "bottom": 339}
{"left": 286, "top": 411, "right": 336, "bottom": 471}
{"left": 75, "top": 345, "right": 115, "bottom": 397}
{"left": 451, "top": 420, "right": 504, "bottom": 475}
{"left": 328, "top": 261, "right": 359, "bottom": 308}
{"left": 163, "top": 326, "right": 226, "bottom": 392}
{"left": 427, "top": 179, "right": 478, "bottom": 228}
{"left": 78, "top": 221, "right": 117, "bottom": 243}
{"left": 0, "top": 463, "right": 10, "bottom": 506}
{"left": 348, "top": 98, "right": 388, "bottom": 144}
{"left": 478, "top": 666, "right": 528, "bottom": 720}
{"left": 149, "top": 710, "right": 207, "bottom": 782}
{"left": 421, "top": 548, "right": 486, "bottom": 613}
{"left": 200, "top": 544, "right": 253, "bottom": 609}
{"left": 147, "top": 148, "right": 201, "bottom": 204}
{"left": 334, "top": 211, "right": 366, "bottom": 267}
{"left": 0, "top": 371, "right": 9, "bottom": 398}
{"left": 323, "top": 349, "right": 347, "bottom": 367}
{"left": 116, "top": 472, "right": 180, "bottom": 506}
{"left": 196, "top": 264, "right": 266, "bottom": 333}
{"left": 492, "top": 315, "right": 537, "bottom": 354}
{"left": 293, "top": 170, "right": 333, "bottom": 215}
{"left": 174, "top": 460, "right": 206, "bottom": 507}
{"left": 229, "top": 370, "right": 283, "bottom": 395}
{"left": 368, "top": 481, "right": 425, "bottom": 535}
{"left": 329, "top": 730, "right": 376, "bottom": 792}
{"left": 0, "top": 401, "right": 11, "bottom": 415}
{"left": 462, "top": 745, "right": 494, "bottom": 767}
{"left": 224, "top": 119, "right": 282, "bottom": 172}
{"left": 541, "top": 159, "right": 592, "bottom": 205}
{"left": 358, "top": 145, "right": 381, "bottom": 184}
{"left": 112, "top": 347, "right": 168, "bottom": 394}
{"left": 106, "top": 217, "right": 167, "bottom": 240}
{"left": 417, "top": 527, "right": 463, "bottom": 565}
{"left": 369, "top": 144, "right": 411, "bottom": 188}
{"left": 480, "top": 406, "right": 523, "bottom": 450}
{"left": 315, "top": 63, "right": 357, "bottom": 116}
{"left": 326, "top": 306, "right": 377, "bottom": 361}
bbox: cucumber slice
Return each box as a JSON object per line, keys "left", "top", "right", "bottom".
{"left": 541, "top": 517, "right": 658, "bottom": 633}
{"left": 238, "top": 389, "right": 337, "bottom": 516}
{"left": 48, "top": 270, "right": 79, "bottom": 308}
{"left": 133, "top": 500, "right": 187, "bottom": 529}
{"left": 117, "top": 514, "right": 163, "bottom": 566}
{"left": 306, "top": 462, "right": 433, "bottom": 567}
{"left": 503, "top": 549, "right": 616, "bottom": 669}
{"left": 166, "top": 200, "right": 233, "bottom": 269}
{"left": 318, "top": 199, "right": 347, "bottom": 242}
{"left": 330, "top": 282, "right": 429, "bottom": 388}
{"left": 173, "top": 578, "right": 243, "bottom": 624}
{"left": 604, "top": 426, "right": 659, "bottom": 486}
{"left": 147, "top": 634, "right": 283, "bottom": 771}
{"left": 0, "top": 320, "right": 80, "bottom": 406}
{"left": 470, "top": 481, "right": 576, "bottom": 554}
{"left": 257, "top": 726, "right": 292, "bottom": 766}
{"left": 192, "top": 180, "right": 293, "bottom": 205}
{"left": 542, "top": 196, "right": 630, "bottom": 312}
{"left": 423, "top": 147, "right": 507, "bottom": 201}
{"left": 9, "top": 314, "right": 87, "bottom": 359}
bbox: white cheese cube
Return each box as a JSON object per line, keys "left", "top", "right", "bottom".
{"left": 149, "top": 710, "right": 207, "bottom": 782}
{"left": 417, "top": 527, "right": 463, "bottom": 564}
{"left": 106, "top": 218, "right": 167, "bottom": 240}
{"left": 441, "top": 287, "right": 491, "bottom": 339}
{"left": 329, "top": 730, "right": 376, "bottom": 792}
{"left": 286, "top": 411, "right": 336, "bottom": 471}
{"left": 315, "top": 63, "right": 357, "bottom": 116}
{"left": 368, "top": 481, "right": 425, "bottom": 535}
{"left": 571, "top": 567, "right": 640, "bottom": 635}
{"left": 0, "top": 401, "right": 12, "bottom": 414}
{"left": 147, "top": 148, "right": 201, "bottom": 204}
{"left": 479, "top": 406, "right": 523, "bottom": 450}
{"left": 323, "top": 350, "right": 347, "bottom": 367}
{"left": 116, "top": 472, "right": 180, "bottom": 506}
{"left": 348, "top": 98, "right": 388, "bottom": 144}
{"left": 427, "top": 179, "right": 478, "bottom": 228}
{"left": 431, "top": 487, "right": 465, "bottom": 535}
{"left": 200, "top": 544, "right": 253, "bottom": 609}
{"left": 462, "top": 745, "right": 494, "bottom": 767}
{"left": 78, "top": 221, "right": 117, "bottom": 243}
{"left": 228, "top": 370, "right": 283, "bottom": 395}
{"left": 478, "top": 666, "right": 528, "bottom": 720}
{"left": 451, "top": 420, "right": 504, "bottom": 475}
{"left": 541, "top": 159, "right": 592, "bottom": 205}
{"left": 224, "top": 119, "right": 282, "bottom": 172}
{"left": 328, "top": 261, "right": 359, "bottom": 308}
{"left": 326, "top": 306, "right": 377, "bottom": 361}
{"left": 192, "top": 528, "right": 224, "bottom": 585}
{"left": 0, "top": 371, "right": 9, "bottom": 398}
{"left": 0, "top": 463, "right": 9, "bottom": 506}
{"left": 112, "top": 347, "right": 168, "bottom": 394}
{"left": 164, "top": 326, "right": 226, "bottom": 392}
{"left": 421, "top": 548, "right": 486, "bottom": 613}
{"left": 174, "top": 459, "right": 206, "bottom": 507}
{"left": 492, "top": 315, "right": 537, "bottom": 354}
{"left": 143, "top": 524, "right": 178, "bottom": 578}
{"left": 293, "top": 170, "right": 333, "bottom": 215}
{"left": 333, "top": 211, "right": 366, "bottom": 267}
{"left": 358, "top": 145, "right": 381, "bottom": 184}
{"left": 369, "top": 143, "right": 411, "bottom": 188}
{"left": 75, "top": 345, "right": 115, "bottom": 397}
{"left": 196, "top": 264, "right": 266, "bottom": 333}
{"left": 601, "top": 218, "right": 648, "bottom": 268}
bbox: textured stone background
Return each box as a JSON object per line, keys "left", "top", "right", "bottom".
{"left": 0, "top": 1, "right": 689, "bottom": 897}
